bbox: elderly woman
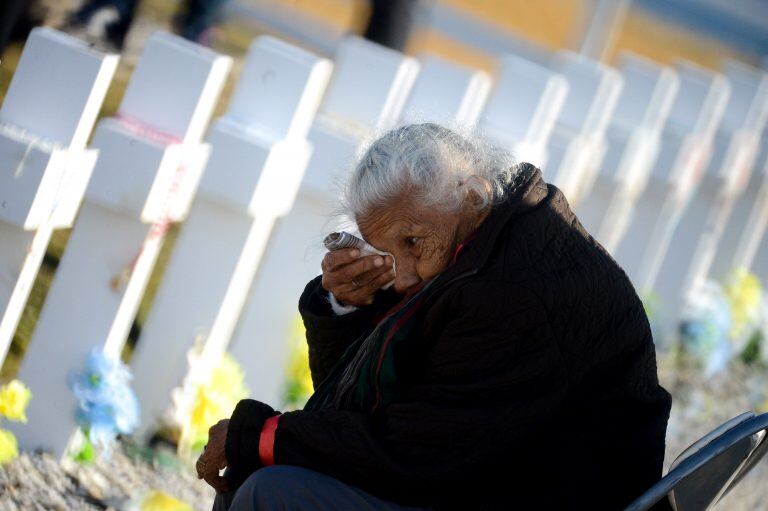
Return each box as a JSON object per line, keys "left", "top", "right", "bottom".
{"left": 199, "top": 124, "right": 671, "bottom": 510}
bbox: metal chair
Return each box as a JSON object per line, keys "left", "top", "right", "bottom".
{"left": 625, "top": 412, "right": 768, "bottom": 511}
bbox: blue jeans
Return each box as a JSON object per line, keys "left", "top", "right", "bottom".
{"left": 212, "top": 466, "right": 430, "bottom": 511}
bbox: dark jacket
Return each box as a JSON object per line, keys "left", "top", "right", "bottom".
{"left": 266, "top": 165, "right": 671, "bottom": 509}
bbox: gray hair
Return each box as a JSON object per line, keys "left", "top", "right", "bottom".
{"left": 344, "top": 123, "right": 518, "bottom": 218}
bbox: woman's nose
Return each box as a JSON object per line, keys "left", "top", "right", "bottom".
{"left": 393, "top": 271, "right": 420, "bottom": 294}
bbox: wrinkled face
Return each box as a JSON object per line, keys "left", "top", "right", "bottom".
{"left": 357, "top": 197, "right": 484, "bottom": 295}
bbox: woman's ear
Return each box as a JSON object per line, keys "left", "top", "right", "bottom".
{"left": 461, "top": 175, "right": 492, "bottom": 209}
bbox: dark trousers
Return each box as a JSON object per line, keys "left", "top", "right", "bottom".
{"left": 212, "top": 465, "right": 430, "bottom": 511}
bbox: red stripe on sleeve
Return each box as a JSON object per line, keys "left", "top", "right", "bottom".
{"left": 258, "top": 414, "right": 281, "bottom": 466}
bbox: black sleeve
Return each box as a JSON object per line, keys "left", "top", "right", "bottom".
{"left": 279, "top": 281, "right": 569, "bottom": 503}
{"left": 298, "top": 276, "right": 401, "bottom": 388}
{"left": 224, "top": 400, "right": 278, "bottom": 488}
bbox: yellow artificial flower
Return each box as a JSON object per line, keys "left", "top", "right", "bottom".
{"left": 0, "top": 379, "right": 32, "bottom": 422}
{"left": 641, "top": 291, "right": 663, "bottom": 324}
{"left": 140, "top": 490, "right": 193, "bottom": 511}
{"left": 185, "top": 354, "right": 249, "bottom": 450}
{"left": 283, "top": 317, "right": 314, "bottom": 409}
{"left": 724, "top": 268, "right": 763, "bottom": 340}
{"left": 208, "top": 354, "right": 248, "bottom": 400}
{"left": 188, "top": 386, "right": 223, "bottom": 441}
{"left": 0, "top": 428, "right": 19, "bottom": 464}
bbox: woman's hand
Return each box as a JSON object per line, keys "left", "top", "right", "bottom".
{"left": 321, "top": 248, "right": 395, "bottom": 307}
{"left": 196, "top": 419, "right": 231, "bottom": 494}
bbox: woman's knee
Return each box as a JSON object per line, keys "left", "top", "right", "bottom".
{"left": 245, "top": 465, "right": 297, "bottom": 488}
{"left": 229, "top": 466, "right": 305, "bottom": 510}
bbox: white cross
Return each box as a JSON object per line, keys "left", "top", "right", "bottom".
{"left": 227, "top": 36, "right": 419, "bottom": 405}
{"left": 545, "top": 50, "right": 623, "bottom": 206}
{"left": 11, "top": 31, "right": 231, "bottom": 457}
{"left": 128, "top": 35, "right": 332, "bottom": 437}
{"left": 0, "top": 28, "right": 118, "bottom": 366}
{"left": 575, "top": 52, "right": 679, "bottom": 255}
{"left": 708, "top": 62, "right": 768, "bottom": 282}
{"left": 614, "top": 60, "right": 731, "bottom": 340}
{"left": 479, "top": 53, "right": 568, "bottom": 170}
{"left": 400, "top": 54, "right": 491, "bottom": 127}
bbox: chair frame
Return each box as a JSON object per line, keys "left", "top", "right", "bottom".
{"left": 625, "top": 412, "right": 768, "bottom": 511}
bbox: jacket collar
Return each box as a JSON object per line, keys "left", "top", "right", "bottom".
{"left": 443, "top": 163, "right": 549, "bottom": 279}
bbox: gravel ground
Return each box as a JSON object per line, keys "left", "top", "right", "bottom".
{"left": 659, "top": 358, "right": 768, "bottom": 511}
{"left": 0, "top": 443, "right": 214, "bottom": 511}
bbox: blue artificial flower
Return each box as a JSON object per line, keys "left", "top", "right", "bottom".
{"left": 679, "top": 282, "right": 733, "bottom": 376}
{"left": 76, "top": 402, "right": 117, "bottom": 448}
{"left": 111, "top": 383, "right": 140, "bottom": 434}
{"left": 68, "top": 348, "right": 140, "bottom": 451}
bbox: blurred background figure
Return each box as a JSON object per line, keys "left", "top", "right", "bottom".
{"left": 0, "top": 0, "right": 44, "bottom": 54}
{"left": 178, "top": 0, "right": 232, "bottom": 43}
{"left": 363, "top": 0, "right": 417, "bottom": 50}
{"left": 62, "top": 0, "right": 231, "bottom": 49}
{"left": 65, "top": 0, "right": 139, "bottom": 49}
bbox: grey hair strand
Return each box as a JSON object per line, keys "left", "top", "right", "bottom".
{"left": 343, "top": 123, "right": 519, "bottom": 218}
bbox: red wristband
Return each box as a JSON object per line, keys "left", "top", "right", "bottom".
{"left": 258, "top": 414, "right": 281, "bottom": 466}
